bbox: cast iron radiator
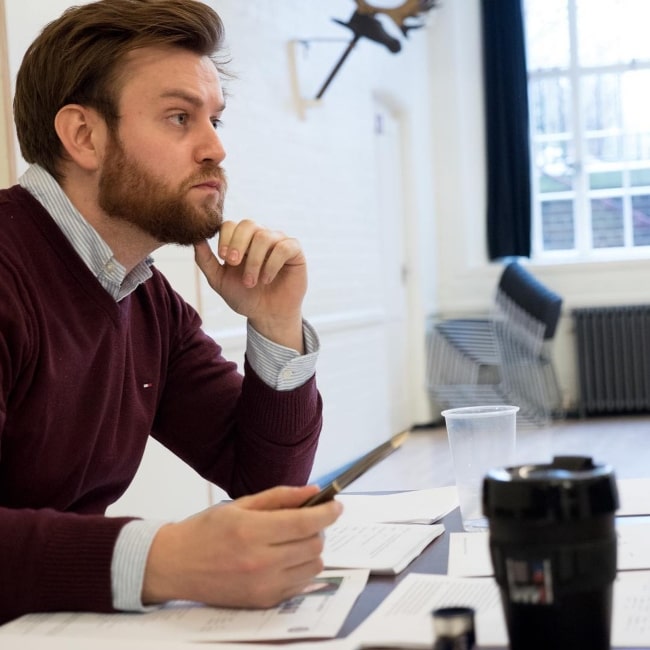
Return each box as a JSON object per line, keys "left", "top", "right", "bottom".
{"left": 573, "top": 305, "right": 650, "bottom": 416}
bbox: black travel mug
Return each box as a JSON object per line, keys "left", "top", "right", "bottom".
{"left": 482, "top": 456, "right": 618, "bottom": 650}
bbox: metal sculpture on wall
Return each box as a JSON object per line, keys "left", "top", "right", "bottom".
{"left": 316, "top": 0, "right": 439, "bottom": 99}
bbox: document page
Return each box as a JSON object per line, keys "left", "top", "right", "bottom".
{"left": 447, "top": 531, "right": 492, "bottom": 577}
{"left": 447, "top": 520, "right": 650, "bottom": 578}
{"left": 337, "top": 487, "right": 458, "bottom": 524}
{"left": 324, "top": 523, "right": 445, "bottom": 574}
{"left": 617, "top": 519, "right": 650, "bottom": 570}
{"left": 0, "top": 570, "right": 368, "bottom": 643}
{"left": 617, "top": 478, "right": 650, "bottom": 516}
{"left": 350, "top": 571, "right": 650, "bottom": 649}
{"left": 0, "top": 636, "right": 359, "bottom": 650}
{"left": 613, "top": 570, "right": 650, "bottom": 647}
{"left": 349, "top": 573, "right": 507, "bottom": 648}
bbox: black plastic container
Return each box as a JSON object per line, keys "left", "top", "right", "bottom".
{"left": 431, "top": 606, "right": 476, "bottom": 650}
{"left": 483, "top": 456, "right": 619, "bottom": 650}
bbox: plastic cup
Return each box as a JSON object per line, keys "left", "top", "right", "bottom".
{"left": 441, "top": 405, "right": 518, "bottom": 531}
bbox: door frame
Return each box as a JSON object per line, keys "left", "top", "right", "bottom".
{"left": 0, "top": 0, "right": 16, "bottom": 187}
{"left": 373, "top": 91, "right": 433, "bottom": 428}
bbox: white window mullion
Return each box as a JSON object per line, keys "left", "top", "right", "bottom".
{"left": 569, "top": 0, "right": 591, "bottom": 255}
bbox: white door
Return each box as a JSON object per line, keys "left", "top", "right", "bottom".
{"left": 374, "top": 102, "right": 413, "bottom": 432}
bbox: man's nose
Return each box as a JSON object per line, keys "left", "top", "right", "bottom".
{"left": 196, "top": 123, "right": 226, "bottom": 164}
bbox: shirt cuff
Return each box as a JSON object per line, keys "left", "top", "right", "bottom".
{"left": 111, "top": 519, "right": 167, "bottom": 612}
{"left": 246, "top": 319, "right": 320, "bottom": 391}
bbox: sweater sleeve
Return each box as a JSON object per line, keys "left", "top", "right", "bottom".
{"left": 150, "top": 283, "right": 323, "bottom": 498}
{"left": 0, "top": 254, "right": 137, "bottom": 623}
{"left": 0, "top": 507, "right": 135, "bottom": 624}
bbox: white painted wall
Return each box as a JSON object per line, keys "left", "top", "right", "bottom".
{"left": 194, "top": 1, "right": 437, "bottom": 481}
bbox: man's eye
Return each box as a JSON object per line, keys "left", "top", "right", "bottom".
{"left": 211, "top": 118, "right": 223, "bottom": 130}
{"left": 170, "top": 113, "right": 188, "bottom": 126}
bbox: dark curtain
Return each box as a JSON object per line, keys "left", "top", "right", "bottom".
{"left": 481, "top": 0, "right": 531, "bottom": 260}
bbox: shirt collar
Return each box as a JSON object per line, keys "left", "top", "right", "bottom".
{"left": 19, "top": 164, "right": 153, "bottom": 301}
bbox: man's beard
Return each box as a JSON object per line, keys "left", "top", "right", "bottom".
{"left": 98, "top": 134, "right": 226, "bottom": 245}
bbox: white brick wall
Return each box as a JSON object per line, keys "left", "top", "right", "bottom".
{"left": 3, "top": 0, "right": 437, "bottom": 516}
{"left": 194, "top": 1, "right": 436, "bottom": 478}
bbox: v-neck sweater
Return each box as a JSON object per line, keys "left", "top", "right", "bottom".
{"left": 0, "top": 185, "right": 322, "bottom": 623}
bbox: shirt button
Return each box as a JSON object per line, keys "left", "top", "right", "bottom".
{"left": 280, "top": 369, "right": 294, "bottom": 380}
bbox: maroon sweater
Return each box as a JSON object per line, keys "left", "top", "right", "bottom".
{"left": 0, "top": 186, "right": 322, "bottom": 623}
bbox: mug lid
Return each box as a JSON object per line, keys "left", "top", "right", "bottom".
{"left": 483, "top": 455, "right": 619, "bottom": 521}
{"left": 431, "top": 606, "right": 475, "bottom": 637}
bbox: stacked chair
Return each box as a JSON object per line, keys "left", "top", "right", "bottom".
{"left": 426, "top": 262, "right": 563, "bottom": 427}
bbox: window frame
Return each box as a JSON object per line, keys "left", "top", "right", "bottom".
{"left": 525, "top": 0, "right": 650, "bottom": 263}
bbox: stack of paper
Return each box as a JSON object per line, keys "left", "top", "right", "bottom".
{"left": 0, "top": 637, "right": 358, "bottom": 650}
{"left": 447, "top": 519, "right": 650, "bottom": 578}
{"left": 350, "top": 570, "right": 650, "bottom": 648}
{"left": 350, "top": 573, "right": 507, "bottom": 648}
{"left": 324, "top": 522, "right": 445, "bottom": 574}
{"left": 336, "top": 486, "right": 458, "bottom": 524}
{"left": 0, "top": 570, "right": 368, "bottom": 644}
{"left": 321, "top": 487, "right": 457, "bottom": 575}
{"left": 616, "top": 478, "right": 650, "bottom": 516}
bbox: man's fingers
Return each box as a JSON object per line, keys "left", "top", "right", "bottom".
{"left": 215, "top": 221, "right": 305, "bottom": 287}
{"left": 231, "top": 486, "right": 342, "bottom": 545}
{"left": 194, "top": 240, "right": 223, "bottom": 288}
{"left": 217, "top": 219, "right": 252, "bottom": 264}
{"left": 255, "top": 236, "right": 304, "bottom": 285}
{"left": 239, "top": 484, "right": 318, "bottom": 508}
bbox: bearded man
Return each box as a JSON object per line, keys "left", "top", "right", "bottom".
{"left": 0, "top": 0, "right": 340, "bottom": 624}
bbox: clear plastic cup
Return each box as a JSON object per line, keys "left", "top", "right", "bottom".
{"left": 441, "top": 405, "right": 518, "bottom": 531}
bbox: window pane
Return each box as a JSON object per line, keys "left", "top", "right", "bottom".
{"left": 586, "top": 136, "right": 623, "bottom": 166}
{"left": 529, "top": 77, "right": 571, "bottom": 137}
{"left": 632, "top": 195, "right": 650, "bottom": 245}
{"left": 524, "top": 0, "right": 569, "bottom": 70}
{"left": 577, "top": 0, "right": 650, "bottom": 67}
{"left": 631, "top": 169, "right": 650, "bottom": 187}
{"left": 591, "top": 197, "right": 623, "bottom": 247}
{"left": 526, "top": 0, "right": 650, "bottom": 259}
{"left": 541, "top": 200, "right": 575, "bottom": 249}
{"left": 621, "top": 70, "right": 650, "bottom": 161}
{"left": 589, "top": 171, "right": 622, "bottom": 190}
{"left": 582, "top": 73, "right": 620, "bottom": 138}
{"left": 534, "top": 140, "right": 574, "bottom": 193}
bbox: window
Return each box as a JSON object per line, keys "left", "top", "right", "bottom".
{"left": 524, "top": 0, "right": 650, "bottom": 260}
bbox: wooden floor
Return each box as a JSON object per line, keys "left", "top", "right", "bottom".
{"left": 345, "top": 414, "right": 650, "bottom": 493}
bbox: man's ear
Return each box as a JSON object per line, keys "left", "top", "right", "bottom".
{"left": 54, "top": 104, "right": 106, "bottom": 172}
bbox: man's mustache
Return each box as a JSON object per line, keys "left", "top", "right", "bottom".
{"left": 185, "top": 165, "right": 227, "bottom": 190}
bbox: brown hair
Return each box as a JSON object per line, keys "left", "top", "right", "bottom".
{"left": 13, "top": 0, "right": 227, "bottom": 181}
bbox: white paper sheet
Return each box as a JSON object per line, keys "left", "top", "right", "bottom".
{"left": 0, "top": 570, "right": 368, "bottom": 643}
{"left": 617, "top": 478, "right": 650, "bottom": 516}
{"left": 0, "top": 636, "right": 359, "bottom": 650}
{"left": 337, "top": 487, "right": 458, "bottom": 524}
{"left": 349, "top": 573, "right": 507, "bottom": 649}
{"left": 448, "top": 519, "right": 650, "bottom": 578}
{"left": 617, "top": 519, "right": 650, "bottom": 570}
{"left": 350, "top": 570, "right": 650, "bottom": 648}
{"left": 324, "top": 523, "right": 445, "bottom": 574}
{"left": 612, "top": 570, "right": 650, "bottom": 647}
{"left": 447, "top": 531, "right": 492, "bottom": 577}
